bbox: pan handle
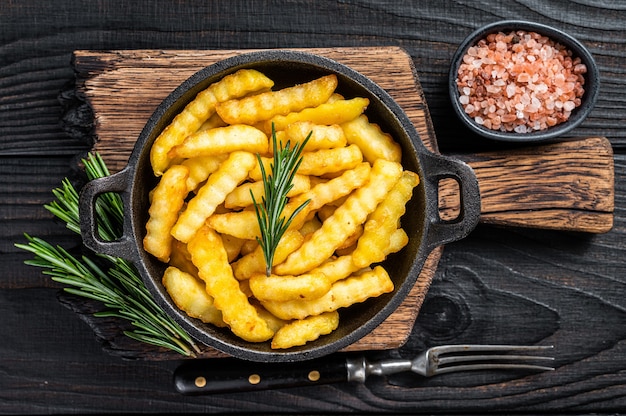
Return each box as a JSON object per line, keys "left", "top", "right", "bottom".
{"left": 419, "top": 151, "right": 481, "bottom": 251}
{"left": 79, "top": 168, "right": 135, "bottom": 258}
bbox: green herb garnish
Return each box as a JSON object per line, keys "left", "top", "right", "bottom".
{"left": 15, "top": 153, "right": 199, "bottom": 357}
{"left": 252, "top": 125, "right": 311, "bottom": 276}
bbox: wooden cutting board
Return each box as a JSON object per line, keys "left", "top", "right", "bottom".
{"left": 67, "top": 47, "right": 614, "bottom": 360}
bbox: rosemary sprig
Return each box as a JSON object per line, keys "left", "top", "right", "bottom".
{"left": 15, "top": 153, "right": 199, "bottom": 357}
{"left": 252, "top": 125, "right": 311, "bottom": 276}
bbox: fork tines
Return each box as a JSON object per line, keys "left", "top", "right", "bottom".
{"left": 430, "top": 344, "right": 555, "bottom": 374}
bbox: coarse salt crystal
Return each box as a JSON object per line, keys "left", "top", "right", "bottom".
{"left": 506, "top": 84, "right": 516, "bottom": 98}
{"left": 457, "top": 29, "right": 585, "bottom": 134}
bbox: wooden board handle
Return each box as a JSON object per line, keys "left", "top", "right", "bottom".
{"left": 439, "top": 137, "right": 614, "bottom": 233}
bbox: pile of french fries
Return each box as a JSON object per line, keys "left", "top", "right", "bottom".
{"left": 143, "top": 68, "right": 420, "bottom": 349}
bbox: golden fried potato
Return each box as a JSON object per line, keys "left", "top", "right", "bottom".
{"left": 249, "top": 272, "right": 331, "bottom": 302}
{"left": 206, "top": 210, "right": 260, "bottom": 240}
{"left": 274, "top": 159, "right": 403, "bottom": 275}
{"left": 168, "top": 239, "right": 198, "bottom": 277}
{"left": 352, "top": 170, "right": 419, "bottom": 268}
{"left": 197, "top": 112, "right": 227, "bottom": 131}
{"left": 264, "top": 97, "right": 369, "bottom": 132}
{"left": 232, "top": 230, "right": 303, "bottom": 280}
{"left": 278, "top": 122, "right": 347, "bottom": 152}
{"left": 151, "top": 69, "right": 274, "bottom": 176}
{"left": 298, "top": 144, "right": 363, "bottom": 176}
{"left": 224, "top": 174, "right": 310, "bottom": 209}
{"left": 341, "top": 114, "right": 402, "bottom": 163}
{"left": 216, "top": 74, "right": 338, "bottom": 125}
{"left": 249, "top": 144, "right": 363, "bottom": 181}
{"left": 262, "top": 266, "right": 394, "bottom": 320}
{"left": 181, "top": 154, "right": 227, "bottom": 193}
{"left": 310, "top": 255, "right": 357, "bottom": 284}
{"left": 271, "top": 311, "right": 339, "bottom": 349}
{"left": 171, "top": 151, "right": 256, "bottom": 243}
{"left": 145, "top": 68, "right": 421, "bottom": 349}
{"left": 188, "top": 226, "right": 274, "bottom": 342}
{"left": 220, "top": 233, "right": 246, "bottom": 263}
{"left": 143, "top": 164, "right": 189, "bottom": 262}
{"left": 252, "top": 301, "right": 288, "bottom": 333}
{"left": 168, "top": 124, "right": 268, "bottom": 159}
{"left": 162, "top": 266, "right": 225, "bottom": 327}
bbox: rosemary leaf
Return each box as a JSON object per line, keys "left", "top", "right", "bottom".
{"left": 15, "top": 152, "right": 199, "bottom": 357}
{"left": 252, "top": 125, "right": 311, "bottom": 276}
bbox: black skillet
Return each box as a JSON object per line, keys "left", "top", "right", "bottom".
{"left": 79, "top": 50, "right": 480, "bottom": 362}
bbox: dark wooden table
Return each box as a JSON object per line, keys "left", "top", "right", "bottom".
{"left": 2, "top": 1, "right": 625, "bottom": 413}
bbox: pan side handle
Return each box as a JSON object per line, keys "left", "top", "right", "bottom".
{"left": 79, "top": 168, "right": 135, "bottom": 258}
{"left": 419, "top": 150, "right": 481, "bottom": 251}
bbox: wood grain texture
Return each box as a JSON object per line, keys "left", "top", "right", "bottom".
{"left": 446, "top": 137, "right": 615, "bottom": 233}
{"left": 2, "top": 0, "right": 626, "bottom": 413}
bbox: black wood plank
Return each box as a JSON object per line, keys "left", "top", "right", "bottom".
{"left": 2, "top": 0, "right": 626, "bottom": 413}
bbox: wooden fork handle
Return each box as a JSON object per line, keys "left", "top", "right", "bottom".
{"left": 439, "top": 137, "right": 614, "bottom": 233}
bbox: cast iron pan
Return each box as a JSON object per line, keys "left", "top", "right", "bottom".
{"left": 79, "top": 50, "right": 481, "bottom": 362}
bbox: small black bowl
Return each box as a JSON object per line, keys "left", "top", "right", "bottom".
{"left": 449, "top": 20, "right": 599, "bottom": 142}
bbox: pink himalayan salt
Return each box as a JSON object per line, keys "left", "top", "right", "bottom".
{"left": 456, "top": 30, "right": 586, "bottom": 133}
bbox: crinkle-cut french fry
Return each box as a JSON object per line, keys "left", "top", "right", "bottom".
{"left": 171, "top": 151, "right": 256, "bottom": 243}
{"left": 249, "top": 271, "right": 331, "bottom": 302}
{"left": 143, "top": 165, "right": 189, "bottom": 262}
{"left": 262, "top": 265, "right": 394, "bottom": 320}
{"left": 197, "top": 112, "right": 227, "bottom": 132}
{"left": 264, "top": 97, "right": 369, "bottom": 132}
{"left": 216, "top": 74, "right": 338, "bottom": 125}
{"left": 206, "top": 210, "right": 260, "bottom": 240}
{"left": 249, "top": 144, "right": 363, "bottom": 181}
{"left": 188, "top": 226, "right": 274, "bottom": 342}
{"left": 181, "top": 154, "right": 228, "bottom": 193}
{"left": 232, "top": 230, "right": 304, "bottom": 281}
{"left": 352, "top": 171, "right": 419, "bottom": 268}
{"left": 220, "top": 233, "right": 246, "bottom": 263}
{"left": 298, "top": 216, "right": 322, "bottom": 237}
{"left": 341, "top": 114, "right": 402, "bottom": 163}
{"left": 151, "top": 69, "right": 274, "bottom": 176}
{"left": 239, "top": 279, "right": 253, "bottom": 298}
{"left": 168, "top": 124, "right": 268, "bottom": 159}
{"left": 271, "top": 122, "right": 347, "bottom": 153}
{"left": 271, "top": 311, "right": 339, "bottom": 349}
{"left": 274, "top": 159, "right": 403, "bottom": 275}
{"left": 162, "top": 266, "right": 225, "bottom": 327}
{"left": 169, "top": 239, "right": 198, "bottom": 277}
{"left": 284, "top": 162, "right": 372, "bottom": 231}
{"left": 387, "top": 228, "right": 409, "bottom": 254}
{"left": 239, "top": 238, "right": 259, "bottom": 256}
{"left": 224, "top": 174, "right": 310, "bottom": 209}
{"left": 298, "top": 144, "right": 363, "bottom": 176}
{"left": 252, "top": 300, "right": 287, "bottom": 333}
{"left": 210, "top": 69, "right": 275, "bottom": 102}
{"left": 336, "top": 225, "right": 363, "bottom": 251}
{"left": 311, "top": 255, "right": 358, "bottom": 284}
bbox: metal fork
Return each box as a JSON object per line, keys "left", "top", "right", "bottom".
{"left": 346, "top": 344, "right": 555, "bottom": 382}
{"left": 174, "top": 344, "right": 555, "bottom": 394}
